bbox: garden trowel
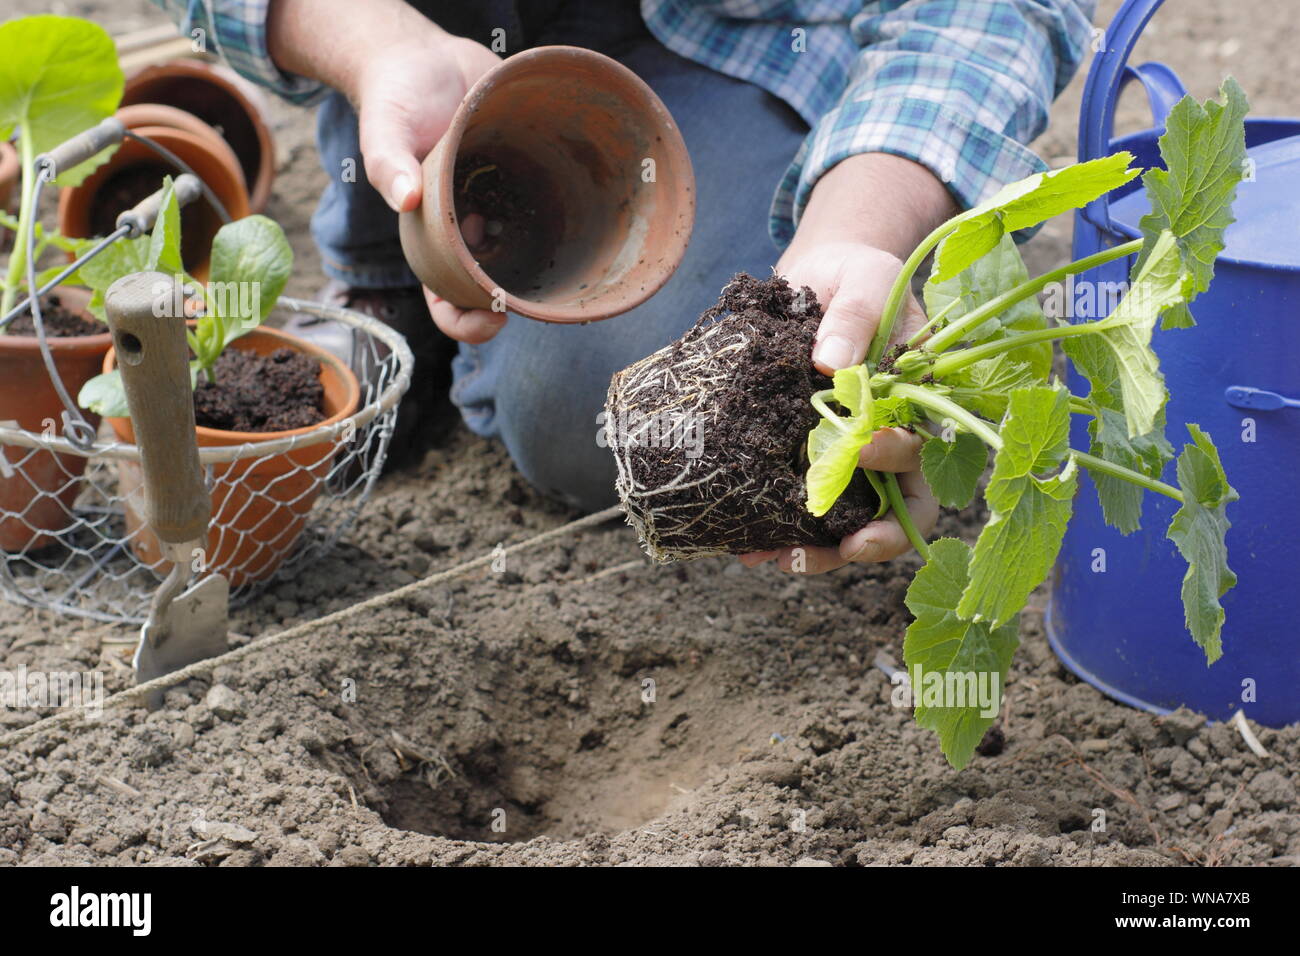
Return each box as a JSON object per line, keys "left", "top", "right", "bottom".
{"left": 104, "top": 272, "right": 229, "bottom": 708}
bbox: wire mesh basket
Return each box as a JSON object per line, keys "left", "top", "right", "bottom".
{"left": 0, "top": 298, "right": 412, "bottom": 624}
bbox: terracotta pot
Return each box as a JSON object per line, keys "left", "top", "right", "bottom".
{"left": 104, "top": 325, "right": 361, "bottom": 588}
{"left": 399, "top": 45, "right": 695, "bottom": 324}
{"left": 114, "top": 102, "right": 241, "bottom": 163}
{"left": 0, "top": 140, "right": 18, "bottom": 212}
{"left": 57, "top": 124, "right": 250, "bottom": 281}
{"left": 0, "top": 287, "right": 112, "bottom": 552}
{"left": 121, "top": 59, "right": 276, "bottom": 213}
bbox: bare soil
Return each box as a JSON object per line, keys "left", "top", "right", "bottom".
{"left": 0, "top": 0, "right": 1295, "bottom": 867}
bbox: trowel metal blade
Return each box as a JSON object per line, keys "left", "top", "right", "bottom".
{"left": 133, "top": 573, "right": 230, "bottom": 705}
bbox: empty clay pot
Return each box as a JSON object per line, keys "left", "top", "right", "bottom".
{"left": 105, "top": 324, "right": 361, "bottom": 588}
{"left": 399, "top": 45, "right": 695, "bottom": 323}
{"left": 121, "top": 59, "right": 276, "bottom": 213}
{"left": 57, "top": 123, "right": 251, "bottom": 281}
{"left": 0, "top": 287, "right": 113, "bottom": 552}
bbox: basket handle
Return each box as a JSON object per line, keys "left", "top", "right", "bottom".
{"left": 1075, "top": 0, "right": 1188, "bottom": 251}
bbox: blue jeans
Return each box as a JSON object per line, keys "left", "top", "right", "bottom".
{"left": 313, "top": 18, "right": 808, "bottom": 510}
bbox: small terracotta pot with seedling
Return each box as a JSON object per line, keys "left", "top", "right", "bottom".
{"left": 78, "top": 179, "right": 360, "bottom": 587}
{"left": 399, "top": 46, "right": 695, "bottom": 323}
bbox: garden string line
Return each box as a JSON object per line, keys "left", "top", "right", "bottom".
{"left": 0, "top": 504, "right": 625, "bottom": 749}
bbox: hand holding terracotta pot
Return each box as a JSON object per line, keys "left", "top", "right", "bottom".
{"left": 398, "top": 46, "right": 695, "bottom": 341}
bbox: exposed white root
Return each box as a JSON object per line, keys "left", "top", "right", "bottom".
{"left": 607, "top": 318, "right": 812, "bottom": 563}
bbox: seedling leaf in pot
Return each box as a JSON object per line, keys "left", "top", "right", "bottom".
{"left": 78, "top": 179, "right": 190, "bottom": 417}
{"left": 78, "top": 182, "right": 296, "bottom": 414}
{"left": 0, "top": 16, "right": 123, "bottom": 187}
{"left": 607, "top": 80, "right": 1250, "bottom": 769}
{"left": 77, "top": 176, "right": 185, "bottom": 320}
{"left": 198, "top": 214, "right": 294, "bottom": 369}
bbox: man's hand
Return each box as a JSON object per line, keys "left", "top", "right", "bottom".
{"left": 742, "top": 153, "right": 957, "bottom": 572}
{"left": 353, "top": 36, "right": 506, "bottom": 344}
{"left": 268, "top": 0, "right": 504, "bottom": 342}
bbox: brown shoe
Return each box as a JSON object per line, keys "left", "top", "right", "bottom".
{"left": 283, "top": 281, "right": 458, "bottom": 468}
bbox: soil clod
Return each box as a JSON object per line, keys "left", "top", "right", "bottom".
{"left": 607, "top": 273, "right": 879, "bottom": 561}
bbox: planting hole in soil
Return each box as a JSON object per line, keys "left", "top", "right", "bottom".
{"left": 290, "top": 584, "right": 761, "bottom": 843}
{"left": 607, "top": 273, "right": 879, "bottom": 560}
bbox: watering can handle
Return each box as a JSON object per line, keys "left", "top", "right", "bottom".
{"left": 1076, "top": 0, "right": 1189, "bottom": 243}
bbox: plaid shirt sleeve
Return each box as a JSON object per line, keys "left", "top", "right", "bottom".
{"left": 149, "top": 0, "right": 327, "bottom": 105}
{"left": 770, "top": 0, "right": 1097, "bottom": 247}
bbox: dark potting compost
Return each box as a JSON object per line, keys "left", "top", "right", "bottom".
{"left": 7, "top": 294, "right": 101, "bottom": 337}
{"left": 193, "top": 346, "right": 325, "bottom": 433}
{"left": 608, "top": 273, "right": 880, "bottom": 561}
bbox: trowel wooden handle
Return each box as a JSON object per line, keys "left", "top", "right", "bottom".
{"left": 104, "top": 272, "right": 210, "bottom": 546}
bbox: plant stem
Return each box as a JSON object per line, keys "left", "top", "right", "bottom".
{"left": 926, "top": 322, "right": 1098, "bottom": 380}
{"left": 906, "top": 295, "right": 961, "bottom": 347}
{"left": 811, "top": 389, "right": 852, "bottom": 434}
{"left": 868, "top": 218, "right": 957, "bottom": 368}
{"left": 1073, "top": 450, "right": 1182, "bottom": 502}
{"left": 917, "top": 237, "right": 1143, "bottom": 357}
{"left": 883, "top": 472, "right": 930, "bottom": 559}
{"left": 888, "top": 382, "right": 1004, "bottom": 449}
{"left": 0, "top": 132, "right": 38, "bottom": 320}
{"left": 896, "top": 380, "right": 1182, "bottom": 502}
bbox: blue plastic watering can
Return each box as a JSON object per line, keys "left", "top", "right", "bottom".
{"left": 1047, "top": 0, "right": 1300, "bottom": 727}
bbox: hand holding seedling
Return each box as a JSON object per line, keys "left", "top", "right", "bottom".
{"left": 742, "top": 154, "right": 958, "bottom": 570}
{"left": 611, "top": 79, "right": 1249, "bottom": 769}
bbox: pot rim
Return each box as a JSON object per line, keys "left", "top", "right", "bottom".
{"left": 122, "top": 59, "right": 276, "bottom": 214}
{"left": 433, "top": 45, "right": 695, "bottom": 324}
{"left": 56, "top": 124, "right": 253, "bottom": 281}
{"left": 103, "top": 322, "right": 363, "bottom": 444}
{"left": 113, "top": 104, "right": 250, "bottom": 192}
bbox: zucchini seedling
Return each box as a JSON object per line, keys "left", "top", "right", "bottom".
{"left": 804, "top": 79, "right": 1248, "bottom": 767}
{"left": 609, "top": 78, "right": 1249, "bottom": 769}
